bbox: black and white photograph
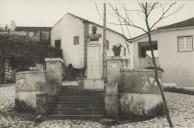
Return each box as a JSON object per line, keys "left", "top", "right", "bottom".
{"left": 0, "top": 0, "right": 194, "bottom": 127}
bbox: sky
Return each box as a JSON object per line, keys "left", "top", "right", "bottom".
{"left": 1, "top": 0, "right": 194, "bottom": 38}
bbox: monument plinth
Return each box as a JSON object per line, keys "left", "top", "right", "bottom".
{"left": 82, "top": 26, "right": 104, "bottom": 90}
{"left": 87, "top": 41, "right": 101, "bottom": 79}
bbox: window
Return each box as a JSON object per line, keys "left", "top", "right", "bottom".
{"left": 124, "top": 47, "right": 126, "bottom": 56}
{"left": 177, "top": 36, "right": 193, "bottom": 52}
{"left": 28, "top": 32, "right": 34, "bottom": 37}
{"left": 106, "top": 40, "right": 109, "bottom": 50}
{"left": 74, "top": 36, "right": 79, "bottom": 45}
{"left": 55, "top": 40, "right": 61, "bottom": 49}
{"left": 138, "top": 41, "right": 158, "bottom": 58}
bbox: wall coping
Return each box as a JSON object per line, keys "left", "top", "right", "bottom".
{"left": 120, "top": 68, "right": 163, "bottom": 73}
{"left": 16, "top": 71, "right": 46, "bottom": 75}
{"left": 88, "top": 42, "right": 100, "bottom": 47}
{"left": 106, "top": 56, "right": 129, "bottom": 60}
{"left": 45, "top": 58, "right": 64, "bottom": 63}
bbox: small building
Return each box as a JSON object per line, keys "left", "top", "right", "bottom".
{"left": 131, "top": 17, "right": 194, "bottom": 87}
{"left": 51, "top": 13, "right": 131, "bottom": 70}
{"left": 13, "top": 26, "right": 51, "bottom": 44}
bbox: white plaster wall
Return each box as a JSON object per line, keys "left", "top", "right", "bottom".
{"left": 51, "top": 13, "right": 131, "bottom": 69}
{"left": 51, "top": 14, "right": 84, "bottom": 68}
{"left": 88, "top": 24, "right": 130, "bottom": 59}
{"left": 158, "top": 28, "right": 194, "bottom": 87}
{"left": 132, "top": 28, "right": 194, "bottom": 87}
{"left": 88, "top": 24, "right": 131, "bottom": 72}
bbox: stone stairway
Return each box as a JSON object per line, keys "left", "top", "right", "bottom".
{"left": 49, "top": 86, "right": 105, "bottom": 120}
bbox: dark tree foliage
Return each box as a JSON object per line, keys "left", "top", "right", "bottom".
{"left": 0, "top": 33, "right": 63, "bottom": 75}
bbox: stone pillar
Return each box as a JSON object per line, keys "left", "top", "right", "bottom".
{"left": 105, "top": 57, "right": 122, "bottom": 119}
{"left": 106, "top": 57, "right": 122, "bottom": 83}
{"left": 105, "top": 83, "right": 118, "bottom": 119}
{"left": 45, "top": 58, "right": 63, "bottom": 95}
{"left": 87, "top": 41, "right": 101, "bottom": 79}
{"left": 82, "top": 41, "right": 104, "bottom": 90}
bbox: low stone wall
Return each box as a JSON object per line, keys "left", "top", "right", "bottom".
{"left": 15, "top": 71, "right": 46, "bottom": 111}
{"left": 118, "top": 69, "right": 164, "bottom": 119}
{"left": 119, "top": 69, "right": 162, "bottom": 94}
{"left": 119, "top": 93, "right": 163, "bottom": 119}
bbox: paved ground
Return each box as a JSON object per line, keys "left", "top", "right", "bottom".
{"left": 0, "top": 85, "right": 194, "bottom": 128}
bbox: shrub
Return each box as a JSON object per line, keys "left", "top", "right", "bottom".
{"left": 0, "top": 33, "right": 63, "bottom": 83}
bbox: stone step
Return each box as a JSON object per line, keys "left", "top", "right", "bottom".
{"left": 59, "top": 91, "right": 105, "bottom": 96}
{"left": 52, "top": 108, "right": 105, "bottom": 115}
{"left": 56, "top": 102, "right": 104, "bottom": 108}
{"left": 57, "top": 96, "right": 104, "bottom": 102}
{"left": 59, "top": 86, "right": 104, "bottom": 93}
{"left": 48, "top": 114, "right": 104, "bottom": 120}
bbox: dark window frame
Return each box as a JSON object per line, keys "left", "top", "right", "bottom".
{"left": 55, "top": 40, "right": 61, "bottom": 49}
{"left": 177, "top": 35, "right": 193, "bottom": 52}
{"left": 106, "top": 40, "right": 109, "bottom": 50}
{"left": 74, "top": 36, "right": 79, "bottom": 45}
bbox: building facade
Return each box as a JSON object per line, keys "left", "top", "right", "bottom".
{"left": 51, "top": 13, "right": 131, "bottom": 69}
{"left": 11, "top": 26, "right": 51, "bottom": 45}
{"left": 131, "top": 18, "right": 194, "bottom": 87}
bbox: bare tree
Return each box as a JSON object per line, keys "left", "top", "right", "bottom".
{"left": 109, "top": 2, "right": 183, "bottom": 128}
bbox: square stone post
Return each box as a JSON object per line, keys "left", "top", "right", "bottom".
{"left": 105, "top": 57, "right": 122, "bottom": 119}
{"left": 45, "top": 58, "right": 63, "bottom": 95}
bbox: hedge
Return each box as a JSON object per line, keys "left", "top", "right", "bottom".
{"left": 0, "top": 33, "right": 63, "bottom": 83}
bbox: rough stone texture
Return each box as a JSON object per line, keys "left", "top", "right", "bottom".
{"left": 45, "top": 58, "right": 63, "bottom": 96}
{"left": 36, "top": 93, "right": 57, "bottom": 114}
{"left": 15, "top": 91, "right": 39, "bottom": 111}
{"left": 16, "top": 71, "right": 46, "bottom": 92}
{"left": 36, "top": 93, "right": 48, "bottom": 114}
{"left": 1, "top": 85, "right": 194, "bottom": 127}
{"left": 119, "top": 93, "right": 163, "bottom": 119}
{"left": 105, "top": 83, "right": 118, "bottom": 119}
{"left": 45, "top": 58, "right": 63, "bottom": 86}
{"left": 119, "top": 69, "right": 162, "bottom": 94}
{"left": 106, "top": 57, "right": 122, "bottom": 83}
{"left": 15, "top": 71, "right": 46, "bottom": 111}
{"left": 105, "top": 58, "right": 122, "bottom": 119}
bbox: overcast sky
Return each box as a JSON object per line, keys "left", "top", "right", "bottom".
{"left": 1, "top": 0, "right": 194, "bottom": 37}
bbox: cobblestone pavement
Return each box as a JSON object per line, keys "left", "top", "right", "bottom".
{"left": 0, "top": 85, "right": 194, "bottom": 128}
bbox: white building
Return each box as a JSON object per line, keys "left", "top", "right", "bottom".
{"left": 51, "top": 13, "right": 131, "bottom": 70}
{"left": 131, "top": 17, "right": 194, "bottom": 87}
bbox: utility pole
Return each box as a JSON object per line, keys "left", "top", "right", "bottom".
{"left": 102, "top": 3, "right": 107, "bottom": 82}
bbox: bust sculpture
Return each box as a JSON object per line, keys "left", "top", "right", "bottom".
{"left": 88, "top": 26, "right": 102, "bottom": 41}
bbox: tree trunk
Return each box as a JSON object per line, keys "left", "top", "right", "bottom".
{"left": 147, "top": 32, "right": 173, "bottom": 128}
{"left": 144, "top": 8, "right": 173, "bottom": 128}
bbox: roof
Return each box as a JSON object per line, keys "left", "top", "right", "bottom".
{"left": 129, "top": 29, "right": 157, "bottom": 42}
{"left": 54, "top": 13, "right": 128, "bottom": 40}
{"left": 158, "top": 17, "right": 194, "bottom": 30}
{"left": 15, "top": 26, "right": 52, "bottom": 31}
{"left": 131, "top": 17, "right": 194, "bottom": 42}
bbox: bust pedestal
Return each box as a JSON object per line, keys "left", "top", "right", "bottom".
{"left": 82, "top": 41, "right": 104, "bottom": 90}
{"left": 87, "top": 41, "right": 101, "bottom": 79}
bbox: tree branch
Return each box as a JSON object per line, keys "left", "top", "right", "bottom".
{"left": 150, "top": 2, "right": 178, "bottom": 29}
{"left": 109, "top": 3, "right": 147, "bottom": 33}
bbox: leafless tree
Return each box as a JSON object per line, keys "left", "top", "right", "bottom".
{"left": 109, "top": 2, "right": 183, "bottom": 128}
